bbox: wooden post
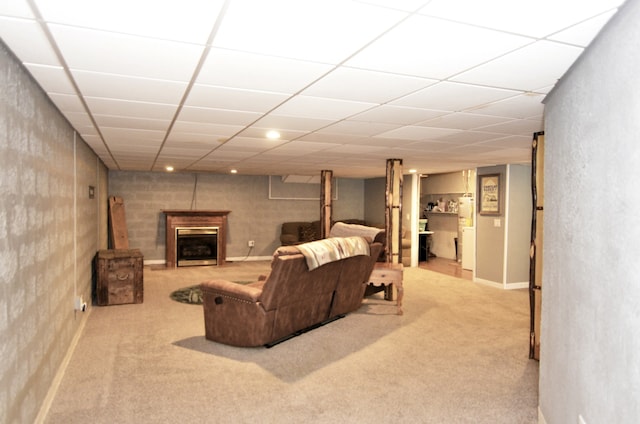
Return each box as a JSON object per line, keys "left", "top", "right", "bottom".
{"left": 320, "top": 170, "right": 333, "bottom": 239}
{"left": 529, "top": 132, "right": 544, "bottom": 360}
{"left": 385, "top": 159, "right": 403, "bottom": 264}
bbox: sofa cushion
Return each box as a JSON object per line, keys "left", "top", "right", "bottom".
{"left": 298, "top": 222, "right": 317, "bottom": 242}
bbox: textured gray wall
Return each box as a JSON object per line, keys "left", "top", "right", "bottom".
{"left": 476, "top": 165, "right": 506, "bottom": 283}
{"left": 541, "top": 0, "right": 640, "bottom": 422}
{"left": 108, "top": 171, "right": 366, "bottom": 261}
{"left": 505, "top": 164, "right": 531, "bottom": 285}
{"left": 0, "top": 42, "right": 108, "bottom": 423}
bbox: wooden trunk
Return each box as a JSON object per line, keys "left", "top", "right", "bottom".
{"left": 96, "top": 249, "right": 144, "bottom": 306}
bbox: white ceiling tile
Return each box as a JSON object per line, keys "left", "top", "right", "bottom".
{"left": 391, "top": 82, "right": 519, "bottom": 111}
{"left": 73, "top": 71, "right": 187, "bottom": 104}
{"left": 355, "top": 0, "right": 432, "bottom": 12}
{"left": 315, "top": 121, "right": 401, "bottom": 137}
{"left": 435, "top": 131, "right": 508, "bottom": 145}
{"left": 350, "top": 105, "right": 446, "bottom": 125}
{"left": 33, "top": 0, "right": 225, "bottom": 44}
{"left": 24, "top": 64, "right": 75, "bottom": 95}
{"left": 477, "top": 135, "right": 532, "bottom": 149}
{"left": 186, "top": 85, "right": 289, "bottom": 113}
{"left": 253, "top": 115, "right": 334, "bottom": 132}
{"left": 268, "top": 141, "right": 336, "bottom": 155}
{"left": 48, "top": 24, "right": 204, "bottom": 81}
{"left": 219, "top": 137, "right": 288, "bottom": 151}
{"left": 93, "top": 115, "right": 170, "bottom": 132}
{"left": 213, "top": 0, "right": 407, "bottom": 64}
{"left": 0, "top": 0, "right": 34, "bottom": 18}
{"left": 47, "top": 93, "right": 86, "bottom": 113}
{"left": 166, "top": 132, "right": 227, "bottom": 145}
{"left": 84, "top": 98, "right": 177, "bottom": 121}
{"left": 475, "top": 119, "right": 543, "bottom": 135}
{"left": 297, "top": 133, "right": 370, "bottom": 144}
{"left": 419, "top": 113, "right": 513, "bottom": 130}
{"left": 100, "top": 128, "right": 165, "bottom": 144}
{"left": 271, "top": 96, "right": 376, "bottom": 120}
{"left": 451, "top": 40, "right": 584, "bottom": 91}
{"left": 0, "top": 17, "right": 60, "bottom": 66}
{"left": 548, "top": 10, "right": 618, "bottom": 46}
{"left": 198, "top": 49, "right": 333, "bottom": 94}
{"left": 346, "top": 15, "right": 532, "bottom": 79}
{"left": 171, "top": 121, "right": 244, "bottom": 137}
{"left": 420, "top": 0, "right": 624, "bottom": 38}
{"left": 302, "top": 67, "right": 437, "bottom": 103}
{"left": 178, "top": 107, "right": 262, "bottom": 126}
{"left": 466, "top": 93, "right": 545, "bottom": 119}
{"left": 235, "top": 127, "right": 307, "bottom": 141}
{"left": 375, "top": 126, "right": 461, "bottom": 140}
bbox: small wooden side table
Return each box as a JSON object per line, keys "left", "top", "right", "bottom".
{"left": 368, "top": 262, "right": 404, "bottom": 315}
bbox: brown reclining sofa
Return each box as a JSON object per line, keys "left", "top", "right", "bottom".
{"left": 201, "top": 237, "right": 383, "bottom": 347}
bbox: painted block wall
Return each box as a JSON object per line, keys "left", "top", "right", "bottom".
{"left": 108, "top": 171, "right": 366, "bottom": 261}
{"left": 540, "top": 0, "right": 640, "bottom": 423}
{"left": 0, "top": 42, "right": 108, "bottom": 424}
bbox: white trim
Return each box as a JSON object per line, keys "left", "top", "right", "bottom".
{"left": 227, "top": 255, "right": 273, "bottom": 262}
{"left": 410, "top": 173, "right": 420, "bottom": 267}
{"left": 502, "top": 164, "right": 510, "bottom": 288}
{"left": 474, "top": 278, "right": 527, "bottom": 290}
{"left": 505, "top": 281, "right": 530, "bottom": 290}
{"left": 144, "top": 256, "right": 273, "bottom": 266}
{"left": 34, "top": 309, "right": 91, "bottom": 424}
{"left": 538, "top": 406, "right": 547, "bottom": 424}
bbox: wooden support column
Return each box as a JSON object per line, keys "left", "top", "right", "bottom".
{"left": 320, "top": 170, "right": 333, "bottom": 239}
{"left": 385, "top": 159, "right": 403, "bottom": 264}
{"left": 530, "top": 132, "right": 544, "bottom": 360}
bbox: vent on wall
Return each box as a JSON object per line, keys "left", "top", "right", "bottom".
{"left": 281, "top": 175, "right": 321, "bottom": 184}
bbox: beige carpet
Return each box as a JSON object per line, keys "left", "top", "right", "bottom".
{"left": 44, "top": 261, "right": 538, "bottom": 423}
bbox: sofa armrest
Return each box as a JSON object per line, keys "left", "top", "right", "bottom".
{"left": 201, "top": 279, "right": 262, "bottom": 303}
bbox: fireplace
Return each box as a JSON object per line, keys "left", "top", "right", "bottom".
{"left": 176, "top": 227, "right": 218, "bottom": 267}
{"left": 163, "top": 210, "right": 230, "bottom": 268}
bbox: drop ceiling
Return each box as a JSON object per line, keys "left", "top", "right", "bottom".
{"left": 0, "top": 0, "right": 624, "bottom": 178}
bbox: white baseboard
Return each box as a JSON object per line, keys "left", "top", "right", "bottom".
{"left": 35, "top": 307, "right": 91, "bottom": 423}
{"left": 538, "top": 406, "right": 547, "bottom": 424}
{"left": 227, "top": 255, "right": 273, "bottom": 262}
{"left": 144, "top": 256, "right": 273, "bottom": 267}
{"left": 506, "top": 281, "right": 529, "bottom": 290}
{"left": 474, "top": 278, "right": 529, "bottom": 290}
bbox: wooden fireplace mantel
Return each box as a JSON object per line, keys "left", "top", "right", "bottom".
{"left": 163, "top": 210, "right": 230, "bottom": 268}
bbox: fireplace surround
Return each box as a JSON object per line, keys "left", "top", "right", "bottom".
{"left": 163, "top": 210, "right": 230, "bottom": 268}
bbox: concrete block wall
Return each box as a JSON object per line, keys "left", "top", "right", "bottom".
{"left": 108, "top": 171, "right": 366, "bottom": 261}
{"left": 0, "top": 41, "right": 107, "bottom": 423}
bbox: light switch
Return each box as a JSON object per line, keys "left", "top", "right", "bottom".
{"left": 494, "top": 218, "right": 501, "bottom": 227}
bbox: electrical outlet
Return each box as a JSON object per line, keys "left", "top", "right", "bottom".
{"left": 248, "top": 240, "right": 255, "bottom": 247}
{"left": 74, "top": 295, "right": 87, "bottom": 312}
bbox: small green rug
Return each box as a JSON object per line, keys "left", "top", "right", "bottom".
{"left": 170, "top": 282, "right": 252, "bottom": 305}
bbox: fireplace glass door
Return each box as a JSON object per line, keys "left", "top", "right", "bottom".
{"left": 176, "top": 227, "right": 218, "bottom": 266}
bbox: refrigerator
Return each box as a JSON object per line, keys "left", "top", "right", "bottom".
{"left": 458, "top": 197, "right": 475, "bottom": 269}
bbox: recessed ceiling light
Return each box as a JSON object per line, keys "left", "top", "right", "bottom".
{"left": 409, "top": 169, "right": 417, "bottom": 173}
{"left": 230, "top": 169, "right": 238, "bottom": 174}
{"left": 266, "top": 130, "right": 281, "bottom": 140}
{"left": 165, "top": 165, "right": 174, "bottom": 172}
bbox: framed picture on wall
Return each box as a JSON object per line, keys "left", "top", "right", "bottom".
{"left": 479, "top": 174, "right": 501, "bottom": 215}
